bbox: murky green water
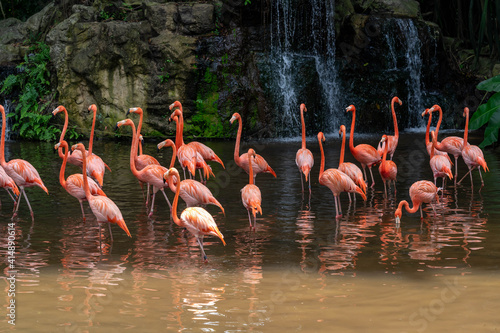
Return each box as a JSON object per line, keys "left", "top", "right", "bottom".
{"left": 1, "top": 132, "right": 499, "bottom": 332}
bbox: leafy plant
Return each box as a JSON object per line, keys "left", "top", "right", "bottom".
{"left": 0, "top": 41, "right": 59, "bottom": 141}
{"left": 469, "top": 75, "right": 500, "bottom": 148}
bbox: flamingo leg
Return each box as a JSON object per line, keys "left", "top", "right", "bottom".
{"left": 469, "top": 166, "right": 474, "bottom": 188}
{"left": 369, "top": 167, "right": 376, "bottom": 188}
{"left": 458, "top": 168, "right": 472, "bottom": 185}
{"left": 79, "top": 200, "right": 86, "bottom": 221}
{"left": 478, "top": 167, "right": 484, "bottom": 190}
{"left": 21, "top": 188, "right": 35, "bottom": 222}
{"left": 108, "top": 222, "right": 113, "bottom": 243}
{"left": 383, "top": 179, "right": 387, "bottom": 197}
{"left": 300, "top": 171, "right": 304, "bottom": 193}
{"left": 140, "top": 181, "right": 145, "bottom": 200}
{"left": 196, "top": 236, "right": 208, "bottom": 261}
{"left": 347, "top": 192, "right": 352, "bottom": 203}
{"left": 149, "top": 191, "right": 157, "bottom": 218}
{"left": 454, "top": 156, "right": 459, "bottom": 184}
{"left": 333, "top": 195, "right": 339, "bottom": 218}
{"left": 160, "top": 189, "right": 172, "bottom": 209}
{"left": 362, "top": 165, "right": 368, "bottom": 183}
{"left": 146, "top": 183, "right": 151, "bottom": 207}
{"left": 12, "top": 186, "right": 24, "bottom": 219}
{"left": 308, "top": 175, "right": 312, "bottom": 195}
{"left": 338, "top": 195, "right": 343, "bottom": 216}
{"left": 182, "top": 167, "right": 187, "bottom": 180}
{"left": 420, "top": 205, "right": 423, "bottom": 219}
{"left": 247, "top": 210, "right": 253, "bottom": 228}
{"left": 393, "top": 180, "right": 397, "bottom": 194}
{"left": 6, "top": 188, "right": 16, "bottom": 203}
{"left": 253, "top": 211, "right": 257, "bottom": 230}
{"left": 430, "top": 203, "right": 437, "bottom": 217}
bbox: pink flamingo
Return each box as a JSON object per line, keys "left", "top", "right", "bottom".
{"left": 295, "top": 103, "right": 314, "bottom": 194}
{"left": 116, "top": 118, "right": 171, "bottom": 218}
{"left": 0, "top": 165, "right": 20, "bottom": 208}
{"left": 86, "top": 104, "right": 111, "bottom": 187}
{"left": 377, "top": 96, "right": 402, "bottom": 160}
{"left": 165, "top": 167, "right": 226, "bottom": 262}
{"left": 338, "top": 124, "right": 367, "bottom": 201}
{"left": 346, "top": 104, "right": 381, "bottom": 187}
{"left": 169, "top": 101, "right": 225, "bottom": 168}
{"left": 317, "top": 132, "right": 366, "bottom": 218}
{"left": 71, "top": 143, "right": 131, "bottom": 243}
{"left": 1, "top": 105, "right": 49, "bottom": 221}
{"left": 430, "top": 131, "right": 453, "bottom": 188}
{"left": 126, "top": 107, "right": 160, "bottom": 170}
{"left": 428, "top": 104, "right": 464, "bottom": 182}
{"left": 55, "top": 140, "right": 106, "bottom": 221}
{"left": 458, "top": 107, "right": 489, "bottom": 188}
{"left": 168, "top": 109, "right": 198, "bottom": 179}
{"left": 158, "top": 139, "right": 224, "bottom": 214}
{"left": 52, "top": 105, "right": 85, "bottom": 168}
{"left": 241, "top": 149, "right": 262, "bottom": 229}
{"left": 230, "top": 112, "right": 277, "bottom": 183}
{"left": 421, "top": 108, "right": 452, "bottom": 161}
{"left": 378, "top": 135, "right": 397, "bottom": 197}
{"left": 395, "top": 180, "right": 440, "bottom": 222}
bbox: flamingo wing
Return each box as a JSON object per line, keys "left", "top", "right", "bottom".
{"left": 0, "top": 166, "right": 19, "bottom": 196}
{"left": 339, "top": 162, "right": 366, "bottom": 194}
{"left": 241, "top": 184, "right": 262, "bottom": 215}
{"left": 135, "top": 154, "right": 160, "bottom": 170}
{"left": 88, "top": 195, "right": 131, "bottom": 236}
{"left": 177, "top": 145, "right": 197, "bottom": 176}
{"left": 86, "top": 154, "right": 107, "bottom": 187}
{"left": 352, "top": 144, "right": 381, "bottom": 167}
{"left": 410, "top": 180, "right": 438, "bottom": 204}
{"left": 7, "top": 159, "right": 48, "bottom": 193}
{"left": 295, "top": 148, "right": 314, "bottom": 181}
{"left": 66, "top": 174, "right": 106, "bottom": 198}
{"left": 181, "top": 207, "right": 225, "bottom": 245}
{"left": 188, "top": 141, "right": 225, "bottom": 168}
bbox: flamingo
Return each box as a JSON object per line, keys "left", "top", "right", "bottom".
{"left": 165, "top": 167, "right": 226, "bottom": 262}
{"left": 377, "top": 96, "right": 402, "bottom": 160}
{"left": 229, "top": 112, "right": 277, "bottom": 183}
{"left": 457, "top": 107, "right": 489, "bottom": 188}
{"left": 1, "top": 105, "right": 49, "bottom": 221}
{"left": 378, "top": 135, "right": 397, "bottom": 197}
{"left": 428, "top": 104, "right": 464, "bottom": 182}
{"left": 86, "top": 104, "right": 111, "bottom": 187}
{"left": 430, "top": 131, "right": 453, "bottom": 189}
{"left": 421, "top": 108, "right": 452, "bottom": 161}
{"left": 55, "top": 140, "right": 106, "bottom": 221}
{"left": 116, "top": 118, "right": 171, "bottom": 217}
{"left": 169, "top": 101, "right": 225, "bottom": 168}
{"left": 71, "top": 143, "right": 131, "bottom": 243}
{"left": 317, "top": 132, "right": 366, "bottom": 218}
{"left": 395, "top": 180, "right": 440, "bottom": 223}
{"left": 158, "top": 139, "right": 224, "bottom": 214}
{"left": 0, "top": 165, "right": 19, "bottom": 208}
{"left": 338, "top": 125, "right": 367, "bottom": 201}
{"left": 346, "top": 104, "right": 381, "bottom": 187}
{"left": 52, "top": 105, "right": 85, "bottom": 168}
{"left": 295, "top": 103, "right": 314, "bottom": 194}
{"left": 168, "top": 109, "right": 197, "bottom": 179}
{"left": 241, "top": 148, "right": 262, "bottom": 229}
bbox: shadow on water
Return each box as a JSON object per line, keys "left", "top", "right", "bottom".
{"left": 1, "top": 133, "right": 500, "bottom": 331}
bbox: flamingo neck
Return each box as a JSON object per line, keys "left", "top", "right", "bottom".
{"left": 234, "top": 116, "right": 242, "bottom": 164}
{"left": 170, "top": 171, "right": 183, "bottom": 227}
{"left": 382, "top": 140, "right": 388, "bottom": 164}
{"left": 391, "top": 98, "right": 399, "bottom": 139}
{"left": 432, "top": 128, "right": 444, "bottom": 151}
{"left": 137, "top": 111, "right": 143, "bottom": 156}
{"left": 88, "top": 107, "right": 97, "bottom": 155}
{"left": 398, "top": 200, "right": 420, "bottom": 214}
{"left": 173, "top": 117, "right": 181, "bottom": 148}
{"left": 435, "top": 106, "right": 442, "bottom": 137}
{"left": 59, "top": 142, "right": 68, "bottom": 189}
{"left": 0, "top": 106, "right": 6, "bottom": 166}
{"left": 79, "top": 146, "right": 92, "bottom": 198}
{"left": 424, "top": 112, "right": 432, "bottom": 146}
{"left": 339, "top": 129, "right": 346, "bottom": 165}
{"left": 349, "top": 108, "right": 356, "bottom": 152}
{"left": 57, "top": 107, "right": 68, "bottom": 159}
{"left": 463, "top": 111, "right": 469, "bottom": 145}
{"left": 138, "top": 139, "right": 143, "bottom": 155}
{"left": 318, "top": 138, "right": 325, "bottom": 180}
{"left": 300, "top": 108, "right": 306, "bottom": 150}
{"left": 248, "top": 153, "right": 254, "bottom": 185}
{"left": 169, "top": 141, "right": 177, "bottom": 168}
{"left": 167, "top": 173, "right": 178, "bottom": 195}
{"left": 128, "top": 122, "right": 140, "bottom": 177}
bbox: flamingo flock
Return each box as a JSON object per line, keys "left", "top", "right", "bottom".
{"left": 0, "top": 99, "right": 491, "bottom": 260}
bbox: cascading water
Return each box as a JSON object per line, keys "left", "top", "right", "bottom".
{"left": 264, "top": 0, "right": 342, "bottom": 137}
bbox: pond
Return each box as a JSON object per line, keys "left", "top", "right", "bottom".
{"left": 1, "top": 131, "right": 499, "bottom": 332}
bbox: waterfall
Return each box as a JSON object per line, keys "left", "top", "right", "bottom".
{"left": 1, "top": 100, "right": 13, "bottom": 140}
{"left": 266, "top": 0, "right": 341, "bottom": 136}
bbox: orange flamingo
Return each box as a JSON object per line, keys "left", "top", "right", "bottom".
{"left": 458, "top": 107, "right": 489, "bottom": 188}
{"left": 395, "top": 180, "right": 440, "bottom": 223}
{"left": 52, "top": 105, "right": 85, "bottom": 168}
{"left": 428, "top": 104, "right": 464, "bottom": 182}
{"left": 117, "top": 118, "right": 171, "bottom": 217}
{"left": 169, "top": 101, "right": 225, "bottom": 168}
{"left": 165, "top": 167, "right": 226, "bottom": 262}
{"left": 158, "top": 139, "right": 224, "bottom": 214}
{"left": 430, "top": 131, "right": 453, "bottom": 188}
{"left": 295, "top": 103, "right": 314, "bottom": 194}
{"left": 55, "top": 140, "right": 106, "bottom": 221}
{"left": 86, "top": 104, "right": 111, "bottom": 187}
{"left": 377, "top": 96, "right": 402, "bottom": 160}
{"left": 71, "top": 143, "right": 131, "bottom": 242}
{"left": 168, "top": 109, "right": 198, "bottom": 179}
{"left": 230, "top": 112, "right": 277, "bottom": 183}
{"left": 0, "top": 165, "right": 20, "bottom": 208}
{"left": 346, "top": 104, "right": 381, "bottom": 187}
{"left": 241, "top": 149, "right": 262, "bottom": 229}
{"left": 338, "top": 125, "right": 367, "bottom": 201}
{"left": 421, "top": 108, "right": 452, "bottom": 161}
{"left": 1, "top": 105, "right": 48, "bottom": 221}
{"left": 126, "top": 107, "right": 161, "bottom": 169}
{"left": 378, "top": 135, "right": 397, "bottom": 197}
{"left": 317, "top": 132, "right": 366, "bottom": 218}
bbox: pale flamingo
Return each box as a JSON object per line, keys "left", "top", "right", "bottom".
{"left": 317, "top": 132, "right": 366, "bottom": 218}
{"left": 165, "top": 167, "right": 226, "bottom": 262}
{"left": 0, "top": 165, "right": 19, "bottom": 208}
{"left": 395, "top": 180, "right": 440, "bottom": 222}
{"left": 117, "top": 118, "right": 171, "bottom": 217}
{"left": 430, "top": 131, "right": 453, "bottom": 189}
{"left": 158, "top": 139, "right": 224, "bottom": 214}
{"left": 86, "top": 104, "right": 111, "bottom": 187}
{"left": 378, "top": 135, "right": 397, "bottom": 197}
{"left": 338, "top": 124, "right": 367, "bottom": 201}
{"left": 230, "top": 112, "right": 277, "bottom": 183}
{"left": 55, "top": 140, "right": 106, "bottom": 221}
{"left": 428, "top": 104, "right": 464, "bottom": 182}
{"left": 241, "top": 149, "right": 262, "bottom": 229}
{"left": 52, "top": 105, "right": 85, "bottom": 168}
{"left": 421, "top": 108, "right": 452, "bottom": 161}
{"left": 295, "top": 103, "right": 314, "bottom": 194}
{"left": 169, "top": 101, "right": 225, "bottom": 168}
{"left": 71, "top": 143, "right": 131, "bottom": 243}
{"left": 1, "top": 105, "right": 49, "bottom": 221}
{"left": 346, "top": 105, "right": 381, "bottom": 187}
{"left": 377, "top": 96, "right": 402, "bottom": 160}
{"left": 458, "top": 107, "right": 489, "bottom": 188}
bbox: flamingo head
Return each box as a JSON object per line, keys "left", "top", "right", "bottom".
{"left": 338, "top": 125, "right": 346, "bottom": 138}
{"left": 428, "top": 105, "right": 441, "bottom": 113}
{"left": 169, "top": 109, "right": 182, "bottom": 123}
{"left": 52, "top": 105, "right": 65, "bottom": 116}
{"left": 421, "top": 108, "right": 430, "bottom": 117}
{"left": 463, "top": 107, "right": 469, "bottom": 118}
{"left": 317, "top": 131, "right": 325, "bottom": 143}
{"left": 394, "top": 208, "right": 402, "bottom": 224}
{"left": 165, "top": 167, "right": 180, "bottom": 183}
{"left": 346, "top": 105, "right": 355, "bottom": 113}
{"left": 247, "top": 148, "right": 256, "bottom": 158}
{"left": 157, "top": 139, "right": 174, "bottom": 151}
{"left": 71, "top": 143, "right": 86, "bottom": 153}
{"left": 169, "top": 101, "right": 182, "bottom": 111}
{"left": 54, "top": 140, "right": 67, "bottom": 150}
{"left": 139, "top": 134, "right": 144, "bottom": 144}
{"left": 230, "top": 112, "right": 240, "bottom": 124}
{"left": 115, "top": 119, "right": 133, "bottom": 130}
{"left": 380, "top": 135, "right": 388, "bottom": 144}
{"left": 127, "top": 107, "right": 142, "bottom": 116}
{"left": 393, "top": 96, "right": 402, "bottom": 106}
{"left": 300, "top": 103, "right": 307, "bottom": 113}
{"left": 88, "top": 104, "right": 97, "bottom": 113}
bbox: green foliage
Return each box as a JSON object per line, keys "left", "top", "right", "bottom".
{"left": 0, "top": 41, "right": 59, "bottom": 141}
{"left": 469, "top": 75, "right": 500, "bottom": 148}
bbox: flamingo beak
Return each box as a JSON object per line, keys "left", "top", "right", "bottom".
{"left": 395, "top": 216, "right": 400, "bottom": 224}
{"left": 346, "top": 106, "right": 352, "bottom": 112}
{"left": 230, "top": 116, "right": 236, "bottom": 124}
